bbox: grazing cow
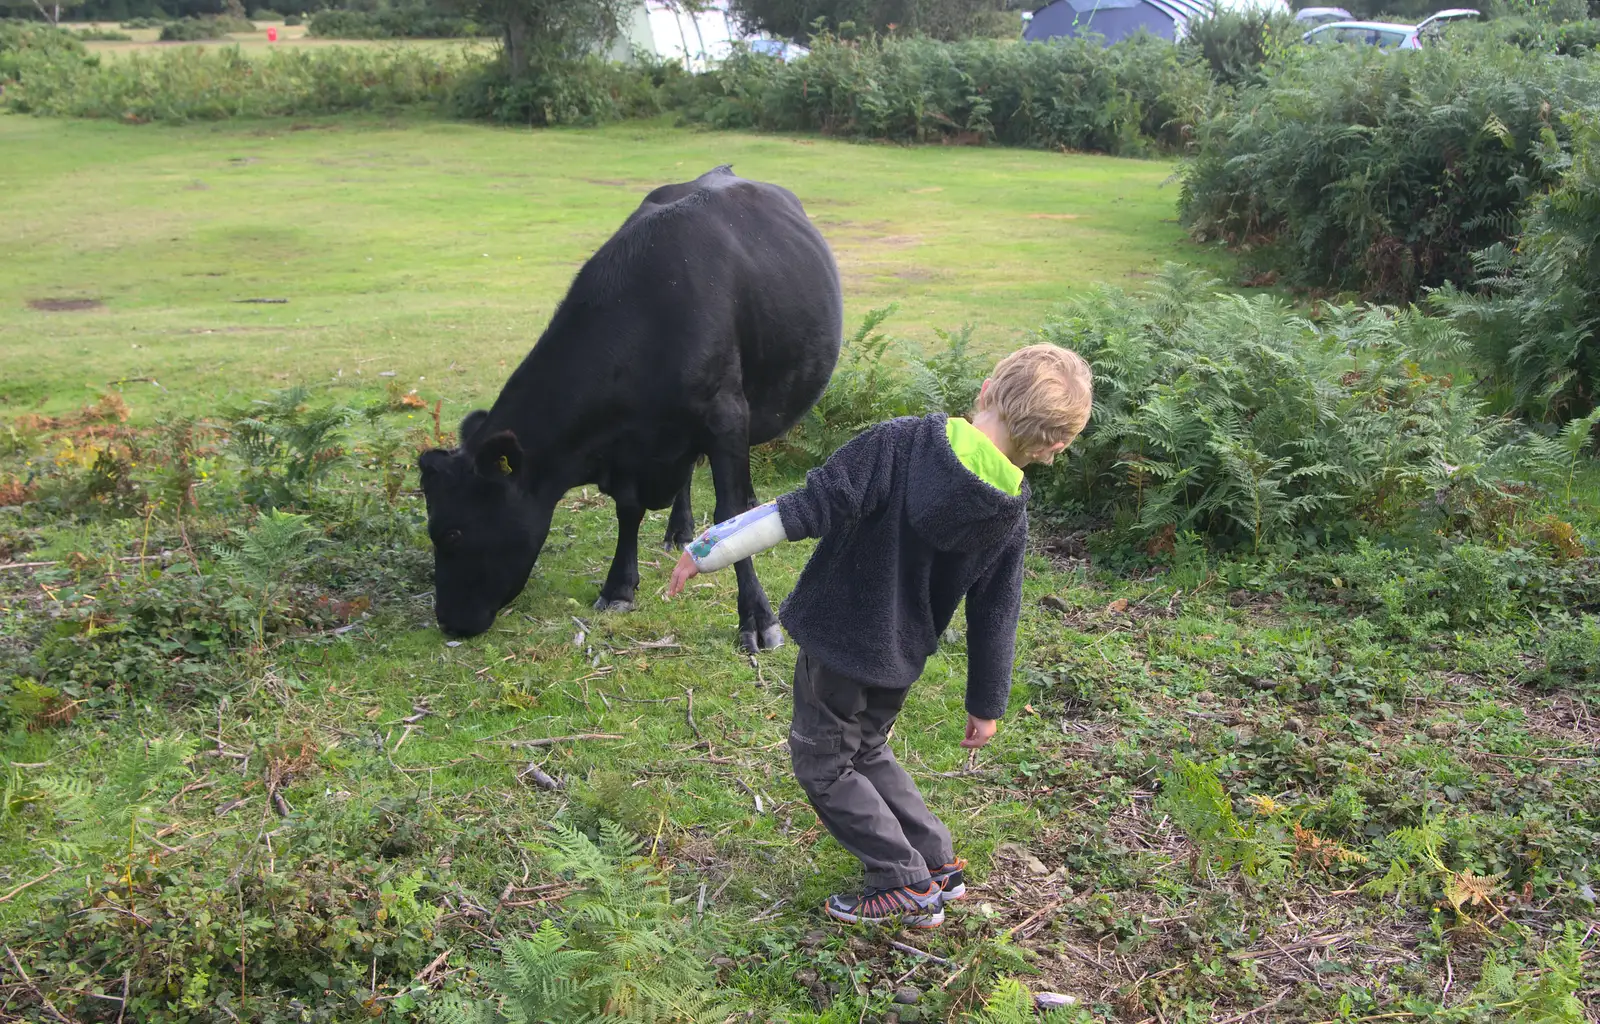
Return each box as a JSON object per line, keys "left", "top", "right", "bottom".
{"left": 418, "top": 165, "right": 843, "bottom": 650}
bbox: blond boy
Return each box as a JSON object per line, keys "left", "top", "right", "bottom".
{"left": 669, "top": 345, "right": 1093, "bottom": 926}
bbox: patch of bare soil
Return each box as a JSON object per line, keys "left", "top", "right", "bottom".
{"left": 27, "top": 298, "right": 103, "bottom": 312}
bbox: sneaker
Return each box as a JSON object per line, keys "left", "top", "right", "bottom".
{"left": 930, "top": 857, "right": 968, "bottom": 903}
{"left": 823, "top": 880, "right": 944, "bottom": 928}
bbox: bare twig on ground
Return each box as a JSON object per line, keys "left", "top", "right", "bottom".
{"left": 0, "top": 866, "right": 63, "bottom": 904}
{"left": 486, "top": 734, "right": 625, "bottom": 748}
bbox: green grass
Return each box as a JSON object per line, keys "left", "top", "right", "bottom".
{"left": 2, "top": 117, "right": 1595, "bottom": 1022}
{"left": 0, "top": 115, "right": 1226, "bottom": 417}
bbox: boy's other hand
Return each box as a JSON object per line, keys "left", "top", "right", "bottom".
{"left": 667, "top": 549, "right": 700, "bottom": 598}
{"left": 961, "top": 715, "right": 998, "bottom": 748}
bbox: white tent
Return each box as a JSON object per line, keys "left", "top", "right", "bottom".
{"left": 607, "top": 0, "right": 747, "bottom": 71}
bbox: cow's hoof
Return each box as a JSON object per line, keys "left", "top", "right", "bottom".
{"left": 662, "top": 538, "right": 686, "bottom": 553}
{"left": 740, "top": 624, "right": 785, "bottom": 653}
{"left": 594, "top": 596, "right": 636, "bottom": 613}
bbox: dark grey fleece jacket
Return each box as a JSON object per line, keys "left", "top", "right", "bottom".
{"left": 774, "top": 413, "right": 1028, "bottom": 720}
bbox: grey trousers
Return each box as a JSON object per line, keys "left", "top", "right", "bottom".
{"left": 789, "top": 648, "right": 955, "bottom": 890}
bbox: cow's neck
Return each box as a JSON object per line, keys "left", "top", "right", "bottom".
{"left": 479, "top": 328, "right": 615, "bottom": 494}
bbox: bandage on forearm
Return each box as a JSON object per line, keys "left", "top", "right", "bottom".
{"left": 687, "top": 502, "right": 786, "bottom": 572}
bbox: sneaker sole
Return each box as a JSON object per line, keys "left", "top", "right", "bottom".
{"left": 824, "top": 903, "right": 944, "bottom": 929}
{"left": 938, "top": 882, "right": 967, "bottom": 903}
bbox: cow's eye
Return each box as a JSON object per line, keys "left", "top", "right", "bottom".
{"left": 442, "top": 529, "right": 463, "bottom": 546}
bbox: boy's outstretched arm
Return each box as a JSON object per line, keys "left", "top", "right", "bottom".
{"left": 666, "top": 423, "right": 898, "bottom": 598}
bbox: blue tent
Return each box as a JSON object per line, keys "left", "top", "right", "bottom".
{"left": 1023, "top": 0, "right": 1212, "bottom": 44}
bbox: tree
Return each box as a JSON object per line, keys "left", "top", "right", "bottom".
{"left": 0, "top": 0, "right": 88, "bottom": 26}
{"left": 450, "top": 0, "right": 632, "bottom": 76}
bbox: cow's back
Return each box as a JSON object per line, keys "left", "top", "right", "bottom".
{"left": 496, "top": 168, "right": 844, "bottom": 476}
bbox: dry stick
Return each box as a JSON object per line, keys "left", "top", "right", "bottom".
{"left": 1213, "top": 990, "right": 1289, "bottom": 1024}
{"left": 0, "top": 865, "right": 63, "bottom": 904}
{"left": 491, "top": 733, "right": 624, "bottom": 749}
{"left": 0, "top": 554, "right": 166, "bottom": 572}
{"left": 888, "top": 939, "right": 950, "bottom": 966}
{"left": 116, "top": 971, "right": 129, "bottom": 1024}
{"left": 5, "top": 944, "right": 76, "bottom": 1024}
{"left": 519, "top": 763, "right": 563, "bottom": 791}
{"left": 684, "top": 688, "right": 703, "bottom": 743}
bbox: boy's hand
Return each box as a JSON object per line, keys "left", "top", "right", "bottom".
{"left": 961, "top": 715, "right": 998, "bottom": 749}
{"left": 667, "top": 549, "right": 700, "bottom": 598}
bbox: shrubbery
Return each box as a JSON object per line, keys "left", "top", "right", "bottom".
{"left": 1434, "top": 112, "right": 1600, "bottom": 423}
{"left": 158, "top": 13, "right": 255, "bottom": 39}
{"left": 1031, "top": 267, "right": 1528, "bottom": 551}
{"left": 767, "top": 271, "right": 1588, "bottom": 556}
{"left": 2, "top": 43, "right": 464, "bottom": 120}
{"left": 678, "top": 32, "right": 1215, "bottom": 154}
{"left": 1178, "top": 6, "right": 1295, "bottom": 88}
{"left": 307, "top": 6, "right": 486, "bottom": 39}
{"left": 1181, "top": 41, "right": 1600, "bottom": 301}
{"left": 450, "top": 53, "right": 677, "bottom": 125}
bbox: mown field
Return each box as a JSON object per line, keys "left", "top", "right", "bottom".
{"left": 0, "top": 115, "right": 1596, "bottom": 1024}
{"left": 0, "top": 115, "right": 1215, "bottom": 417}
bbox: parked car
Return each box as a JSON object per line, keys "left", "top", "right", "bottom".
{"left": 1415, "top": 7, "right": 1479, "bottom": 33}
{"left": 1302, "top": 19, "right": 1421, "bottom": 48}
{"left": 1294, "top": 6, "right": 1353, "bottom": 26}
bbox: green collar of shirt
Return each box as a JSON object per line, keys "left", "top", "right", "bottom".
{"left": 945, "top": 416, "right": 1023, "bottom": 497}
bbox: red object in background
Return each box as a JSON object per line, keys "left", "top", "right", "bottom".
{"left": 266, "top": 26, "right": 278, "bottom": 40}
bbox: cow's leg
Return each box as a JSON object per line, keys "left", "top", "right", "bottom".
{"left": 705, "top": 416, "right": 782, "bottom": 653}
{"left": 596, "top": 500, "right": 644, "bottom": 613}
{"left": 663, "top": 478, "right": 695, "bottom": 551}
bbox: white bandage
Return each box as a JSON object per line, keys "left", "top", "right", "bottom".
{"left": 686, "top": 502, "right": 787, "bottom": 572}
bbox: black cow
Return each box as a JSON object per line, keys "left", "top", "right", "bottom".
{"left": 417, "top": 166, "right": 843, "bottom": 650}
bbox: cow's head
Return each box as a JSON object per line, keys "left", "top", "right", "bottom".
{"left": 417, "top": 411, "right": 553, "bottom": 638}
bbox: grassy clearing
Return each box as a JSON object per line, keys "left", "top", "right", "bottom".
{"left": 1, "top": 118, "right": 1596, "bottom": 1022}
{"left": 0, "top": 115, "right": 1220, "bottom": 417}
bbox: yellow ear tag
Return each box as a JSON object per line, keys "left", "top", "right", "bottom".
{"left": 497, "top": 455, "right": 513, "bottom": 475}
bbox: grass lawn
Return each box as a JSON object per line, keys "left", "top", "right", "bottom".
{"left": 0, "top": 115, "right": 1228, "bottom": 417}
{"left": 1, "top": 116, "right": 1595, "bottom": 1023}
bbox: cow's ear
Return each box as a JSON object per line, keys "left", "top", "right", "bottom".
{"left": 474, "top": 431, "right": 523, "bottom": 479}
{"left": 458, "top": 409, "right": 490, "bottom": 447}
{"left": 418, "top": 448, "right": 451, "bottom": 481}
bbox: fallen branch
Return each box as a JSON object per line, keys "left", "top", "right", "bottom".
{"left": 888, "top": 939, "right": 950, "bottom": 966}
{"left": 5, "top": 944, "right": 77, "bottom": 1024}
{"left": 684, "top": 687, "right": 703, "bottom": 742}
{"left": 518, "top": 763, "right": 564, "bottom": 791}
{"left": 1, "top": 554, "right": 167, "bottom": 572}
{"left": 0, "top": 866, "right": 64, "bottom": 904}
{"left": 488, "top": 733, "right": 624, "bottom": 749}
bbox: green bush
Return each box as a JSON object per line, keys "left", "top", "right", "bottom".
{"left": 1181, "top": 41, "right": 1600, "bottom": 301}
{"left": 159, "top": 14, "right": 254, "bottom": 39}
{"left": 1031, "top": 267, "right": 1523, "bottom": 551}
{"left": 284, "top": 12, "right": 303, "bottom": 25}
{"left": 1178, "top": 6, "right": 1295, "bottom": 87}
{"left": 73, "top": 26, "right": 134, "bottom": 40}
{"left": 430, "top": 822, "right": 735, "bottom": 1023}
{"left": 449, "top": 54, "right": 675, "bottom": 126}
{"left": 2, "top": 43, "right": 465, "bottom": 120}
{"left": 1433, "top": 113, "right": 1600, "bottom": 422}
{"left": 307, "top": 6, "right": 486, "bottom": 39}
{"left": 0, "top": 20, "right": 94, "bottom": 84}
{"left": 11, "top": 840, "right": 452, "bottom": 1022}
{"left": 120, "top": 16, "right": 168, "bottom": 28}
{"left": 678, "top": 32, "right": 1216, "bottom": 155}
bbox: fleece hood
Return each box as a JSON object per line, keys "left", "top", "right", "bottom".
{"left": 906, "top": 413, "right": 1030, "bottom": 554}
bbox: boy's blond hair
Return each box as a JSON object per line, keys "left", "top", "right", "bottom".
{"left": 979, "top": 343, "right": 1093, "bottom": 452}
